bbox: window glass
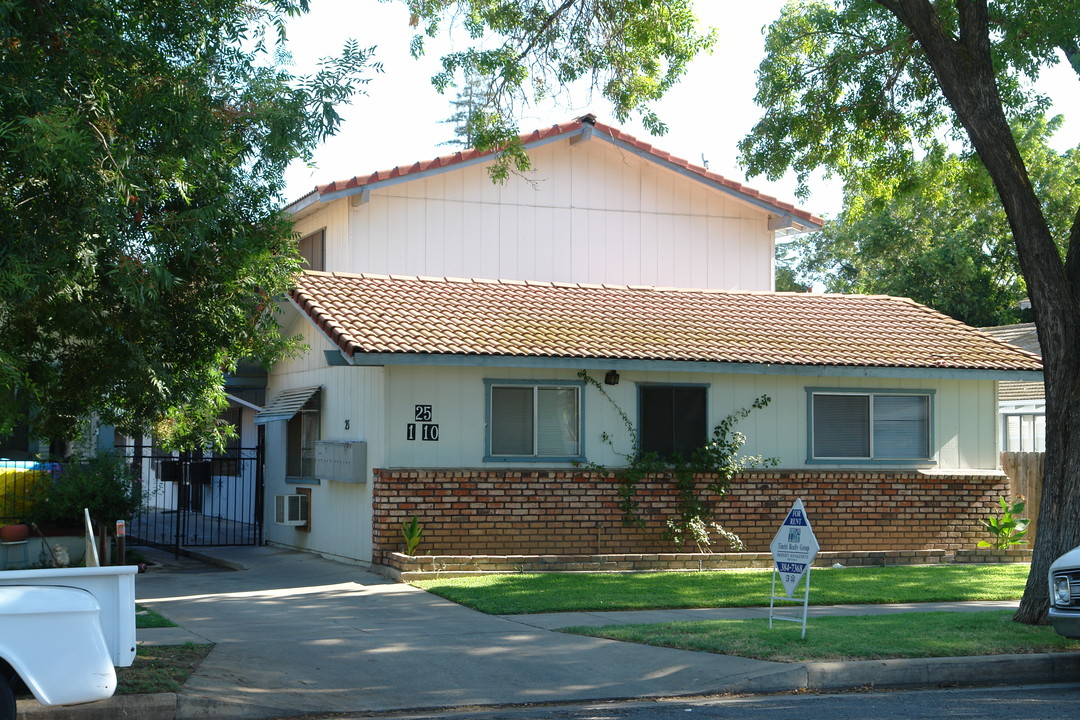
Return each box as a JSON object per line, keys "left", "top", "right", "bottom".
{"left": 287, "top": 394, "right": 320, "bottom": 477}
{"left": 489, "top": 384, "right": 580, "bottom": 458}
{"left": 640, "top": 385, "right": 707, "bottom": 458}
{"left": 813, "top": 394, "right": 870, "bottom": 458}
{"left": 298, "top": 230, "right": 325, "bottom": 271}
{"left": 873, "top": 395, "right": 928, "bottom": 458}
{"left": 811, "top": 392, "right": 930, "bottom": 460}
{"left": 491, "top": 386, "right": 534, "bottom": 455}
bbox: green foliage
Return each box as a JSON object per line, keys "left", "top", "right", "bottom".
{"left": 739, "top": 0, "right": 1066, "bottom": 198}
{"left": 577, "top": 371, "right": 777, "bottom": 540}
{"left": 401, "top": 515, "right": 424, "bottom": 556}
{"left": 439, "top": 74, "right": 495, "bottom": 148}
{"left": 413, "top": 563, "right": 1031, "bottom": 614}
{"left": 979, "top": 496, "right": 1031, "bottom": 550}
{"left": 569, "top": 611, "right": 1080, "bottom": 662}
{"left": 0, "top": 0, "right": 377, "bottom": 448}
{"left": 665, "top": 515, "right": 745, "bottom": 553}
{"left": 742, "top": 0, "right": 1080, "bottom": 624}
{"left": 780, "top": 115, "right": 1080, "bottom": 327}
{"left": 405, "top": 0, "right": 715, "bottom": 178}
{"left": 33, "top": 453, "right": 142, "bottom": 529}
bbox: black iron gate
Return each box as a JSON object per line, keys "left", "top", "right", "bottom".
{"left": 118, "top": 444, "right": 264, "bottom": 554}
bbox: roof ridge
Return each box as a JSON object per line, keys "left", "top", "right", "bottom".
{"left": 298, "top": 271, "right": 938, "bottom": 300}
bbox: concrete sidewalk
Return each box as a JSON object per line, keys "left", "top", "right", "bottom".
{"left": 19, "top": 546, "right": 1080, "bottom": 719}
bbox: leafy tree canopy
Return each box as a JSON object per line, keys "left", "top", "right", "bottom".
{"left": 0, "top": 0, "right": 377, "bottom": 449}
{"left": 0, "top": 0, "right": 713, "bottom": 450}
{"left": 739, "top": 0, "right": 1078, "bottom": 196}
{"left": 743, "top": 0, "right": 1080, "bottom": 624}
{"left": 782, "top": 115, "right": 1080, "bottom": 327}
{"left": 402, "top": 0, "right": 716, "bottom": 178}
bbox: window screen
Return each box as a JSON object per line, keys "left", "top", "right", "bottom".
{"left": 489, "top": 384, "right": 580, "bottom": 458}
{"left": 640, "top": 385, "right": 707, "bottom": 458}
{"left": 812, "top": 392, "right": 930, "bottom": 460}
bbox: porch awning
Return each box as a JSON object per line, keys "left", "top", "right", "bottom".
{"left": 254, "top": 386, "right": 321, "bottom": 425}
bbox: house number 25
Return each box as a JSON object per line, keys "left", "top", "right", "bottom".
{"left": 407, "top": 405, "right": 438, "bottom": 442}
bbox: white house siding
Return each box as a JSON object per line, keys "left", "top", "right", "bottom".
{"left": 309, "top": 137, "right": 776, "bottom": 290}
{"left": 382, "top": 365, "right": 1000, "bottom": 472}
{"left": 261, "top": 317, "right": 385, "bottom": 564}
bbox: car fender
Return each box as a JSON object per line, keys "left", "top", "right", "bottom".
{"left": 0, "top": 586, "right": 116, "bottom": 706}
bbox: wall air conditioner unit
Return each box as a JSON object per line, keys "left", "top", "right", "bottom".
{"left": 274, "top": 494, "right": 309, "bottom": 526}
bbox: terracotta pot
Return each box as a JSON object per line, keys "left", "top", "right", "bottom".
{"left": 0, "top": 524, "right": 30, "bottom": 542}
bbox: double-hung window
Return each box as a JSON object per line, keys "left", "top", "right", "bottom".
{"left": 486, "top": 380, "right": 583, "bottom": 461}
{"left": 809, "top": 390, "right": 932, "bottom": 461}
{"left": 639, "top": 384, "right": 707, "bottom": 459}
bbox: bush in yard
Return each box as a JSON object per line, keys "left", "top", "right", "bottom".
{"left": 35, "top": 453, "right": 142, "bottom": 530}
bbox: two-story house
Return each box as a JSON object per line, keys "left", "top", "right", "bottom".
{"left": 255, "top": 115, "right": 1041, "bottom": 569}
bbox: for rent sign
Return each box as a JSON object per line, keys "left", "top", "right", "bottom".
{"left": 769, "top": 498, "right": 820, "bottom": 598}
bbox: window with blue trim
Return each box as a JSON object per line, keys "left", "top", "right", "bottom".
{"left": 811, "top": 391, "right": 930, "bottom": 460}
{"left": 639, "top": 385, "right": 707, "bottom": 459}
{"left": 488, "top": 383, "right": 581, "bottom": 459}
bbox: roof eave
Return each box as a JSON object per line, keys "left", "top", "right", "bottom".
{"left": 321, "top": 349, "right": 1041, "bottom": 381}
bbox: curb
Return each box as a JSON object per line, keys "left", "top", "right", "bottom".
{"left": 16, "top": 653, "right": 1080, "bottom": 719}
{"left": 802, "top": 651, "right": 1080, "bottom": 691}
{"left": 18, "top": 693, "right": 176, "bottom": 720}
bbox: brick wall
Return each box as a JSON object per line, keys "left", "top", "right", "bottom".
{"left": 371, "top": 469, "right": 1011, "bottom": 565}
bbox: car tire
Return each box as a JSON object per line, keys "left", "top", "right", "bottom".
{"left": 0, "top": 675, "right": 14, "bottom": 720}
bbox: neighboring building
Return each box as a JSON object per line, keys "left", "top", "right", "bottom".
{"left": 982, "top": 322, "right": 1044, "bottom": 452}
{"left": 250, "top": 115, "right": 1041, "bottom": 567}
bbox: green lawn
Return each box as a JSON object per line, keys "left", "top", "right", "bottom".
{"left": 136, "top": 605, "right": 177, "bottom": 628}
{"left": 567, "top": 610, "right": 1080, "bottom": 662}
{"left": 413, "top": 564, "right": 1030, "bottom": 615}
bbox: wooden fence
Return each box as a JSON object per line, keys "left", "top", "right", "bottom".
{"left": 1001, "top": 451, "right": 1044, "bottom": 539}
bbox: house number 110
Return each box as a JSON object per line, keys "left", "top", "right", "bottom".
{"left": 407, "top": 405, "right": 438, "bottom": 441}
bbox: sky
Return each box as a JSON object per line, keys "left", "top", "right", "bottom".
{"left": 280, "top": 1, "right": 1080, "bottom": 220}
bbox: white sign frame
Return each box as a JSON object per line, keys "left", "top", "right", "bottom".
{"left": 768, "top": 498, "right": 820, "bottom": 639}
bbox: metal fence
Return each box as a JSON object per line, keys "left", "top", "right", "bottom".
{"left": 118, "top": 446, "right": 264, "bottom": 554}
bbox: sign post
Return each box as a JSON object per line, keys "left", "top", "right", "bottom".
{"left": 768, "top": 498, "right": 820, "bottom": 638}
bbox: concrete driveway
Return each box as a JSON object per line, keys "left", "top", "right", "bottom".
{"left": 135, "top": 547, "right": 800, "bottom": 719}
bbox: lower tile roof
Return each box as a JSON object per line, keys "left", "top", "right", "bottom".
{"left": 289, "top": 272, "right": 1043, "bottom": 372}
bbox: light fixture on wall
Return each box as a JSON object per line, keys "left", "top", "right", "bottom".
{"left": 604, "top": 370, "right": 620, "bottom": 386}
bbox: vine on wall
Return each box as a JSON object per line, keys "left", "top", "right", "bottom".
{"left": 576, "top": 370, "right": 778, "bottom": 550}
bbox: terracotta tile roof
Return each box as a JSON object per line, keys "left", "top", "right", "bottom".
{"left": 290, "top": 272, "right": 1042, "bottom": 372}
{"left": 998, "top": 380, "right": 1044, "bottom": 402}
{"left": 306, "top": 115, "right": 823, "bottom": 228}
{"left": 981, "top": 322, "right": 1041, "bottom": 357}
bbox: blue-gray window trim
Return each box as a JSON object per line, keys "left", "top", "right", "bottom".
{"left": 806, "top": 387, "right": 937, "bottom": 465}
{"left": 484, "top": 379, "right": 586, "bottom": 462}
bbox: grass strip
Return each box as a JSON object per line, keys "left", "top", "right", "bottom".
{"left": 136, "top": 604, "right": 177, "bottom": 628}
{"left": 116, "top": 643, "right": 212, "bottom": 694}
{"left": 413, "top": 564, "right": 1029, "bottom": 615}
{"left": 565, "top": 610, "right": 1080, "bottom": 662}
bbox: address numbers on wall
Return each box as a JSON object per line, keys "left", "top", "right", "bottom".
{"left": 407, "top": 405, "right": 438, "bottom": 442}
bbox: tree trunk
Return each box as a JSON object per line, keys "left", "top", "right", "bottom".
{"left": 878, "top": 0, "right": 1080, "bottom": 623}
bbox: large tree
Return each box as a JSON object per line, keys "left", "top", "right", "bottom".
{"left": 1, "top": 0, "right": 711, "bottom": 451}
{"left": 0, "top": 0, "right": 375, "bottom": 449}
{"left": 783, "top": 115, "right": 1080, "bottom": 327}
{"left": 742, "top": 0, "right": 1080, "bottom": 623}
{"left": 404, "top": 0, "right": 715, "bottom": 178}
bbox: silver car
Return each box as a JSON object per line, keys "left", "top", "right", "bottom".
{"left": 1049, "top": 546, "right": 1080, "bottom": 637}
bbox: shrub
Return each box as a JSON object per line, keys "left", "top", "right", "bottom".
{"left": 34, "top": 453, "right": 142, "bottom": 530}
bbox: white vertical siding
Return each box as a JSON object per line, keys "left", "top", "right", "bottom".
{"left": 262, "top": 319, "right": 384, "bottom": 564}
{"left": 381, "top": 363, "right": 1001, "bottom": 473}
{"left": 305, "top": 136, "right": 779, "bottom": 290}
